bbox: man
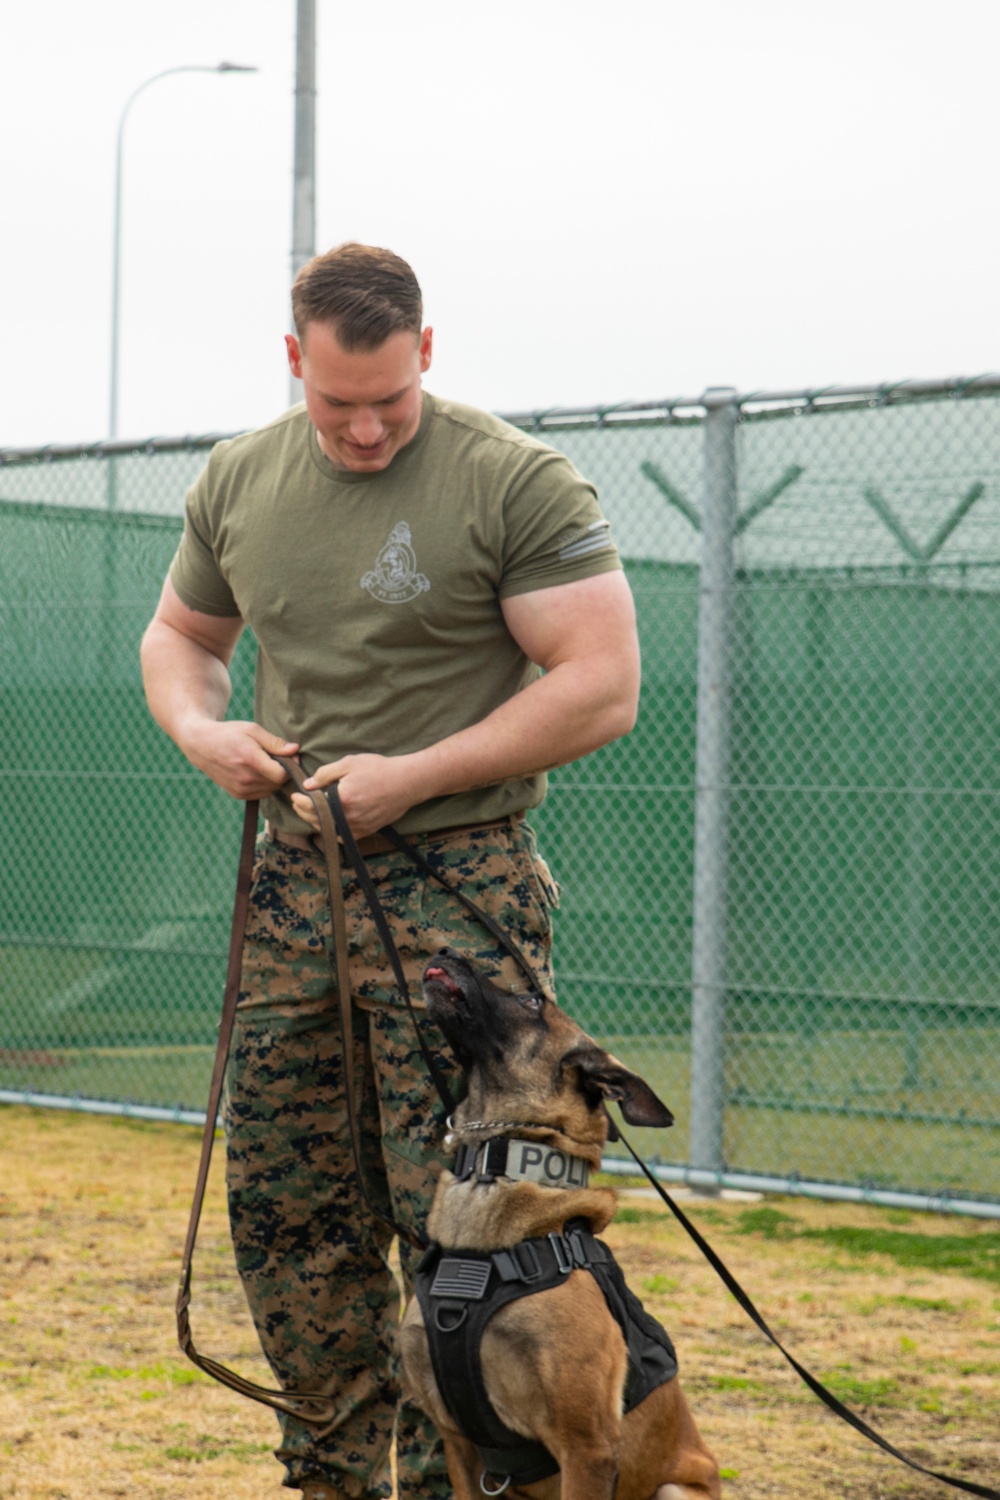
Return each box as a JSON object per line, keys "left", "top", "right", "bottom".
{"left": 141, "top": 243, "right": 640, "bottom": 1500}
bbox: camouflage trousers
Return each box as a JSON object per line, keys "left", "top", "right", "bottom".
{"left": 223, "top": 816, "right": 559, "bottom": 1498}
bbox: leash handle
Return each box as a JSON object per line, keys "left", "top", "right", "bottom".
{"left": 618, "top": 1131, "right": 1000, "bottom": 1500}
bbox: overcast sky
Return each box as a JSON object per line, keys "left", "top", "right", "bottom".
{"left": 2, "top": 0, "right": 997, "bottom": 448}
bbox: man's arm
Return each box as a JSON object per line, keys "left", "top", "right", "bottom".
{"left": 293, "top": 570, "right": 640, "bottom": 836}
{"left": 140, "top": 577, "right": 298, "bottom": 799}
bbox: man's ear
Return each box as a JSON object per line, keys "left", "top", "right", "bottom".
{"left": 286, "top": 333, "right": 303, "bottom": 378}
{"left": 562, "top": 1044, "right": 674, "bottom": 1128}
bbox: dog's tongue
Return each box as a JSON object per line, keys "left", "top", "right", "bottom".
{"left": 425, "top": 966, "right": 461, "bottom": 995}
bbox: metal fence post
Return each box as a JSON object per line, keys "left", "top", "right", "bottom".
{"left": 689, "top": 388, "right": 739, "bottom": 1180}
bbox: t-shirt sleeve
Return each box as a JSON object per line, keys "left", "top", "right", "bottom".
{"left": 168, "top": 456, "right": 242, "bottom": 618}
{"left": 498, "top": 447, "right": 621, "bottom": 598}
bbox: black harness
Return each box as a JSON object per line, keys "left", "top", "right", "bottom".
{"left": 413, "top": 1217, "right": 678, "bottom": 1489}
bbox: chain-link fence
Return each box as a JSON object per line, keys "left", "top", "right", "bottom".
{"left": 3, "top": 377, "right": 999, "bottom": 1213}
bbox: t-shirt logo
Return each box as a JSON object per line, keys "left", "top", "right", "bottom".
{"left": 360, "top": 521, "right": 431, "bottom": 604}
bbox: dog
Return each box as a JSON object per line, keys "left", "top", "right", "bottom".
{"left": 398, "top": 948, "right": 721, "bottom": 1500}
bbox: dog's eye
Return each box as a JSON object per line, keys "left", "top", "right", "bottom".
{"left": 519, "top": 994, "right": 542, "bottom": 1012}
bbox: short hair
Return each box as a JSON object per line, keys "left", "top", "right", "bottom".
{"left": 291, "top": 242, "right": 423, "bottom": 349}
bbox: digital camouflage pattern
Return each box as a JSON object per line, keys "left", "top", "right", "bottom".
{"left": 223, "top": 819, "right": 559, "bottom": 1497}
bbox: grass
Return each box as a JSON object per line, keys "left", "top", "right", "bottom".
{"left": 2, "top": 1107, "right": 1000, "bottom": 1499}
{"left": 731, "top": 1204, "right": 1000, "bottom": 1283}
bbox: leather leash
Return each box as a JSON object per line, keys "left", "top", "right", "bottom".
{"left": 175, "top": 795, "right": 338, "bottom": 1423}
{"left": 176, "top": 760, "right": 542, "bottom": 1421}
{"left": 176, "top": 768, "right": 425, "bottom": 1421}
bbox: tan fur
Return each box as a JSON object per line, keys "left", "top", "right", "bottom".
{"left": 428, "top": 1173, "right": 618, "bottom": 1249}
{"left": 399, "top": 952, "right": 722, "bottom": 1500}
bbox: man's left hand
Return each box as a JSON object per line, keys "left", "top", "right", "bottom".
{"left": 292, "top": 752, "right": 428, "bottom": 839}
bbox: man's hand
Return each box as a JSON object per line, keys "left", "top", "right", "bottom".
{"left": 141, "top": 579, "right": 299, "bottom": 802}
{"left": 182, "top": 719, "right": 299, "bottom": 801}
{"left": 292, "top": 753, "right": 426, "bottom": 839}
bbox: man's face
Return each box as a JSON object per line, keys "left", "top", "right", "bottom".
{"left": 286, "top": 320, "right": 433, "bottom": 473}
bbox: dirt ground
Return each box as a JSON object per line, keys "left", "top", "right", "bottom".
{"left": 1, "top": 1105, "right": 998, "bottom": 1500}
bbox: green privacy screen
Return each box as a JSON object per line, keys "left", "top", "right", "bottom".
{"left": 2, "top": 382, "right": 998, "bottom": 1205}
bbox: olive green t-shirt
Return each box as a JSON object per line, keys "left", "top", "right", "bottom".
{"left": 169, "top": 391, "right": 621, "bottom": 833}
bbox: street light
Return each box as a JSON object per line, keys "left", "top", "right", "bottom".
{"left": 108, "top": 62, "right": 257, "bottom": 440}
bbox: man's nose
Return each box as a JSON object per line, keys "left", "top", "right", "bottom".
{"left": 349, "top": 408, "right": 384, "bottom": 445}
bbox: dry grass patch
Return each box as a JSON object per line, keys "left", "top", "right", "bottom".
{"left": 1, "top": 1105, "right": 998, "bottom": 1499}
{"left": 0, "top": 1106, "right": 283, "bottom": 1500}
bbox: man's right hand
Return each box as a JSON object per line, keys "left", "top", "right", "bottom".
{"left": 141, "top": 580, "right": 299, "bottom": 802}
{"left": 179, "top": 719, "right": 299, "bottom": 801}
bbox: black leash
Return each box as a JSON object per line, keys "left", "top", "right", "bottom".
{"left": 181, "top": 773, "right": 999, "bottom": 1494}
{"left": 324, "top": 784, "right": 1000, "bottom": 1496}
{"left": 372, "top": 819, "right": 545, "bottom": 995}
{"left": 617, "top": 1132, "right": 1000, "bottom": 1499}
{"left": 301, "top": 776, "right": 548, "bottom": 1126}
{"left": 318, "top": 784, "right": 458, "bottom": 1120}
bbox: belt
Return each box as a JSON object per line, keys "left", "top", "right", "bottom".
{"left": 265, "top": 810, "right": 524, "bottom": 859}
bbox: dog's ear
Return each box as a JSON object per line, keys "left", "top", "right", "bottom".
{"left": 563, "top": 1044, "right": 674, "bottom": 1128}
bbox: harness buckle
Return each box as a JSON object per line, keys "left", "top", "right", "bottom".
{"left": 453, "top": 1142, "right": 478, "bottom": 1182}
{"left": 479, "top": 1137, "right": 509, "bottom": 1182}
{"left": 548, "top": 1231, "right": 574, "bottom": 1275}
{"left": 566, "top": 1226, "right": 592, "bottom": 1267}
{"left": 512, "top": 1240, "right": 543, "bottom": 1282}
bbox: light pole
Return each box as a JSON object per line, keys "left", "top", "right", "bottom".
{"left": 108, "top": 62, "right": 257, "bottom": 442}
{"left": 289, "top": 0, "right": 316, "bottom": 407}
